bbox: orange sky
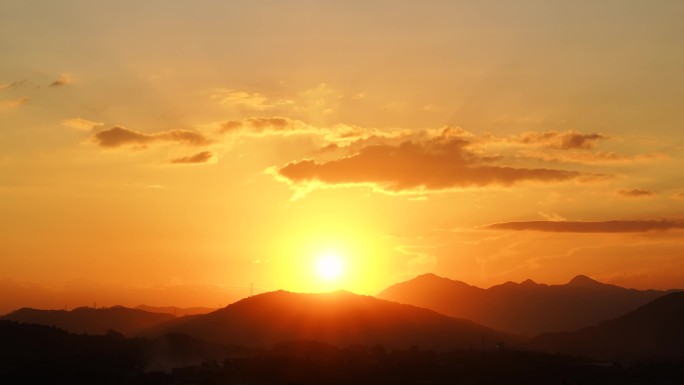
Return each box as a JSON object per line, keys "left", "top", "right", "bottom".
{"left": 1, "top": 1, "right": 684, "bottom": 313}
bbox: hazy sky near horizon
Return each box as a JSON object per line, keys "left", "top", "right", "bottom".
{"left": 2, "top": 0, "right": 684, "bottom": 311}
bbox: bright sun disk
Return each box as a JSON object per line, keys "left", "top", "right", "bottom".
{"left": 315, "top": 253, "right": 344, "bottom": 282}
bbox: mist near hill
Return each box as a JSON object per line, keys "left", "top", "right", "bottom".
{"left": 528, "top": 291, "right": 684, "bottom": 360}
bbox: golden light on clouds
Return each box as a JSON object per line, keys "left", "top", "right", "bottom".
{"left": 1, "top": 1, "right": 684, "bottom": 312}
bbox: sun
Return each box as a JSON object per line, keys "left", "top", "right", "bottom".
{"left": 315, "top": 253, "right": 345, "bottom": 282}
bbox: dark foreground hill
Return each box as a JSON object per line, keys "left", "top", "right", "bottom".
{"left": 0, "top": 320, "right": 246, "bottom": 384}
{"left": 528, "top": 291, "right": 684, "bottom": 360}
{"left": 378, "top": 273, "right": 673, "bottom": 335}
{"left": 144, "top": 290, "right": 518, "bottom": 350}
{"left": 3, "top": 320, "right": 683, "bottom": 385}
{"left": 1, "top": 306, "right": 174, "bottom": 336}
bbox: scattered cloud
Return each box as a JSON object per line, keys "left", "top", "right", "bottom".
{"left": 518, "top": 150, "right": 668, "bottom": 165}
{"left": 0, "top": 80, "right": 30, "bottom": 90}
{"left": 214, "top": 116, "right": 410, "bottom": 146}
{"left": 62, "top": 118, "right": 103, "bottom": 131}
{"left": 618, "top": 189, "right": 654, "bottom": 198}
{"left": 169, "top": 151, "right": 215, "bottom": 164}
{"left": 211, "top": 89, "right": 293, "bottom": 110}
{"left": 217, "top": 117, "right": 309, "bottom": 135}
{"left": 484, "top": 219, "right": 684, "bottom": 233}
{"left": 538, "top": 212, "right": 567, "bottom": 221}
{"left": 514, "top": 130, "right": 607, "bottom": 150}
{"left": 92, "top": 126, "right": 212, "bottom": 149}
{"left": 49, "top": 74, "right": 72, "bottom": 87}
{"left": 0, "top": 97, "right": 28, "bottom": 110}
{"left": 276, "top": 135, "right": 597, "bottom": 194}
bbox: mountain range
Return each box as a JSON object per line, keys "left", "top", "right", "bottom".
{"left": 378, "top": 273, "right": 674, "bottom": 336}
{"left": 1, "top": 305, "right": 174, "bottom": 336}
{"left": 3, "top": 275, "right": 683, "bottom": 360}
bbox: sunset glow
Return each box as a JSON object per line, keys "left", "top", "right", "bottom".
{"left": 1, "top": 1, "right": 684, "bottom": 314}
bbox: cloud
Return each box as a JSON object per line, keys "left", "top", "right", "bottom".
{"left": 62, "top": 118, "right": 103, "bottom": 131}
{"left": 618, "top": 189, "right": 654, "bottom": 198}
{"left": 538, "top": 212, "right": 567, "bottom": 221}
{"left": 211, "top": 89, "right": 293, "bottom": 110}
{"left": 0, "top": 97, "right": 28, "bottom": 110}
{"left": 276, "top": 136, "right": 595, "bottom": 193}
{"left": 92, "top": 126, "right": 212, "bottom": 148}
{"left": 484, "top": 219, "right": 684, "bottom": 233}
{"left": 514, "top": 130, "right": 607, "bottom": 150}
{"left": 49, "top": 74, "right": 72, "bottom": 87}
{"left": 215, "top": 116, "right": 410, "bottom": 146}
{"left": 169, "top": 151, "right": 215, "bottom": 164}
{"left": 518, "top": 150, "right": 668, "bottom": 165}
{"left": 0, "top": 80, "right": 30, "bottom": 90}
{"left": 218, "top": 117, "right": 309, "bottom": 135}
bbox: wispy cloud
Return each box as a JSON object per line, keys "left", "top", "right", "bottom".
{"left": 0, "top": 97, "right": 28, "bottom": 110}
{"left": 211, "top": 89, "right": 293, "bottom": 110}
{"left": 169, "top": 151, "right": 215, "bottom": 164}
{"left": 617, "top": 189, "right": 654, "bottom": 198}
{"left": 513, "top": 130, "right": 607, "bottom": 150}
{"left": 484, "top": 219, "right": 684, "bottom": 233}
{"left": 0, "top": 80, "right": 30, "bottom": 90}
{"left": 517, "top": 150, "right": 668, "bottom": 165}
{"left": 217, "top": 117, "right": 309, "bottom": 135}
{"left": 62, "top": 118, "right": 103, "bottom": 131}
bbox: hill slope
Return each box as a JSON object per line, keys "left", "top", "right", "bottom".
{"left": 528, "top": 292, "right": 684, "bottom": 360}
{"left": 378, "top": 273, "right": 672, "bottom": 335}
{"left": 1, "top": 306, "right": 174, "bottom": 336}
{"left": 145, "top": 290, "right": 518, "bottom": 351}
{"left": 135, "top": 304, "right": 215, "bottom": 317}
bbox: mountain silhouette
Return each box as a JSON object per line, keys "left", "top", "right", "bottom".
{"left": 135, "top": 304, "right": 215, "bottom": 317}
{"left": 144, "top": 290, "right": 519, "bottom": 350}
{"left": 1, "top": 306, "right": 174, "bottom": 336}
{"left": 378, "top": 273, "right": 674, "bottom": 336}
{"left": 528, "top": 292, "right": 684, "bottom": 360}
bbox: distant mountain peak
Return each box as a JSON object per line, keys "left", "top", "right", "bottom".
{"left": 521, "top": 279, "right": 537, "bottom": 286}
{"left": 568, "top": 275, "right": 601, "bottom": 286}
{"left": 412, "top": 273, "right": 473, "bottom": 287}
{"left": 416, "top": 273, "right": 443, "bottom": 280}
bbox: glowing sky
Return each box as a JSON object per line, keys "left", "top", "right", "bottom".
{"left": 1, "top": 1, "right": 684, "bottom": 312}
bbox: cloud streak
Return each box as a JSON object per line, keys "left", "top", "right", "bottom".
{"left": 62, "top": 118, "right": 103, "bottom": 131}
{"left": 169, "top": 151, "right": 215, "bottom": 164}
{"left": 514, "top": 130, "right": 607, "bottom": 150}
{"left": 618, "top": 189, "right": 654, "bottom": 198}
{"left": 92, "top": 126, "right": 212, "bottom": 148}
{"left": 218, "top": 117, "right": 308, "bottom": 135}
{"left": 211, "top": 89, "right": 293, "bottom": 110}
{"left": 484, "top": 219, "right": 684, "bottom": 233}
